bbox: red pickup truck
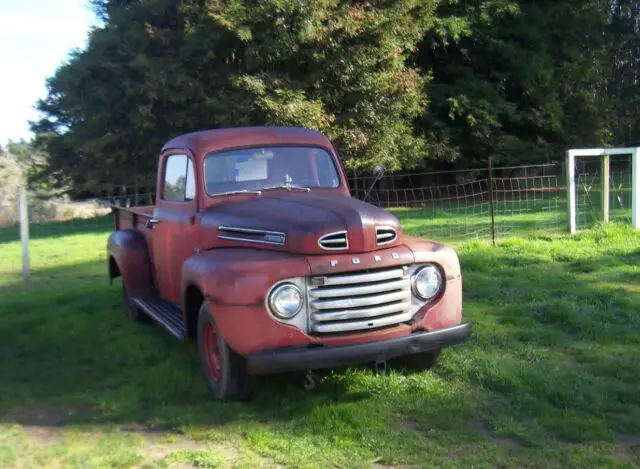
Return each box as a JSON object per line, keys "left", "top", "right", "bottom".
{"left": 107, "top": 126, "right": 472, "bottom": 400}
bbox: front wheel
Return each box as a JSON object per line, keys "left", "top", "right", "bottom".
{"left": 197, "top": 302, "right": 251, "bottom": 400}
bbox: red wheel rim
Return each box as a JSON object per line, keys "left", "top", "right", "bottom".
{"left": 203, "top": 322, "right": 222, "bottom": 382}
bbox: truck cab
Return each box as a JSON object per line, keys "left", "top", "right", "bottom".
{"left": 107, "top": 126, "right": 472, "bottom": 400}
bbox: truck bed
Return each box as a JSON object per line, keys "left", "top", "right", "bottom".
{"left": 112, "top": 205, "right": 154, "bottom": 231}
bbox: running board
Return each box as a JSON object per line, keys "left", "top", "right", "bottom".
{"left": 133, "top": 297, "right": 187, "bottom": 340}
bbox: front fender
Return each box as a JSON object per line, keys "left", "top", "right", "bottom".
{"left": 181, "top": 249, "right": 311, "bottom": 307}
{"left": 181, "top": 249, "right": 311, "bottom": 353}
{"left": 404, "top": 236, "right": 463, "bottom": 330}
{"left": 107, "top": 230, "right": 153, "bottom": 296}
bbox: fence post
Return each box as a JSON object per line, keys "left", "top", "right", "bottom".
{"left": 632, "top": 147, "right": 640, "bottom": 229}
{"left": 18, "top": 187, "right": 31, "bottom": 292}
{"left": 601, "top": 153, "right": 610, "bottom": 223}
{"left": 488, "top": 158, "right": 496, "bottom": 245}
{"left": 566, "top": 150, "right": 577, "bottom": 234}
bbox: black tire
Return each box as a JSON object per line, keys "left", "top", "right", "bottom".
{"left": 122, "top": 285, "right": 150, "bottom": 323}
{"left": 396, "top": 349, "right": 442, "bottom": 371}
{"left": 197, "top": 302, "right": 251, "bottom": 401}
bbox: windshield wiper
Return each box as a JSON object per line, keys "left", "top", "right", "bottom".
{"left": 261, "top": 174, "right": 312, "bottom": 193}
{"left": 261, "top": 184, "right": 311, "bottom": 193}
{"left": 210, "top": 189, "right": 263, "bottom": 197}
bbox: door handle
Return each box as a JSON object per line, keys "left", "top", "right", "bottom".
{"left": 145, "top": 218, "right": 161, "bottom": 229}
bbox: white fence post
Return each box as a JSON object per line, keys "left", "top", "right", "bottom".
{"left": 633, "top": 147, "right": 640, "bottom": 229}
{"left": 566, "top": 151, "right": 576, "bottom": 234}
{"left": 18, "top": 187, "right": 31, "bottom": 292}
{"left": 601, "top": 153, "right": 610, "bottom": 223}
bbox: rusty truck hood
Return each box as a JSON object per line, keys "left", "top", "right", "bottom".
{"left": 198, "top": 193, "right": 403, "bottom": 254}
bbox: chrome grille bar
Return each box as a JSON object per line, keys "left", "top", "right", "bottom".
{"left": 307, "top": 266, "right": 412, "bottom": 334}
{"left": 311, "top": 311, "right": 414, "bottom": 334}
{"left": 314, "top": 268, "right": 406, "bottom": 286}
{"left": 308, "top": 278, "right": 408, "bottom": 298}
{"left": 311, "top": 290, "right": 409, "bottom": 310}
{"left": 311, "top": 301, "right": 411, "bottom": 322}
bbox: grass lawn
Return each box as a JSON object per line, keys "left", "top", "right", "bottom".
{"left": 0, "top": 220, "right": 639, "bottom": 468}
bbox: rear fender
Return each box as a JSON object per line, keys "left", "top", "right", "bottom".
{"left": 107, "top": 230, "right": 154, "bottom": 296}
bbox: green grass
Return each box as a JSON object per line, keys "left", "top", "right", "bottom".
{"left": 1, "top": 220, "right": 639, "bottom": 467}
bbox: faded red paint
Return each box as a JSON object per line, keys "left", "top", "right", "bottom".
{"left": 107, "top": 126, "right": 468, "bottom": 368}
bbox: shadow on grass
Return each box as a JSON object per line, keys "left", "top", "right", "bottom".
{"left": 0, "top": 260, "right": 387, "bottom": 423}
{"left": 1, "top": 229, "right": 639, "bottom": 466}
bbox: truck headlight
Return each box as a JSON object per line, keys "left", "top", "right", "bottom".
{"left": 411, "top": 264, "right": 443, "bottom": 301}
{"left": 268, "top": 283, "right": 303, "bottom": 319}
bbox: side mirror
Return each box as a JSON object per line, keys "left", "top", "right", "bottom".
{"left": 372, "top": 164, "right": 385, "bottom": 180}
{"left": 363, "top": 165, "right": 385, "bottom": 202}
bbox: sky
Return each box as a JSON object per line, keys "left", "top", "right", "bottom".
{"left": 0, "top": 0, "right": 95, "bottom": 145}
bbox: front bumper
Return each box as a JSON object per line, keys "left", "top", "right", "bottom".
{"left": 246, "top": 321, "right": 472, "bottom": 374}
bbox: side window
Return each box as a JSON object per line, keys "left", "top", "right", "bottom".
{"left": 315, "top": 150, "right": 340, "bottom": 187}
{"left": 185, "top": 158, "right": 196, "bottom": 200}
{"left": 163, "top": 154, "right": 196, "bottom": 201}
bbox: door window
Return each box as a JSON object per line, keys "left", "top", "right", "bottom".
{"left": 163, "top": 154, "right": 195, "bottom": 201}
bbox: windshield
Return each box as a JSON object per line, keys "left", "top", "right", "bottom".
{"left": 203, "top": 146, "right": 341, "bottom": 196}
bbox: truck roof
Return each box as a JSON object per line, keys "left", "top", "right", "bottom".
{"left": 161, "top": 126, "right": 334, "bottom": 157}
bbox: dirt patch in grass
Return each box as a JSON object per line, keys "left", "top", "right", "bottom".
{"left": 616, "top": 434, "right": 640, "bottom": 459}
{"left": 470, "top": 420, "right": 523, "bottom": 451}
{"left": 400, "top": 419, "right": 435, "bottom": 437}
{"left": 6, "top": 418, "right": 250, "bottom": 468}
{"left": 3, "top": 404, "right": 101, "bottom": 427}
{"left": 18, "top": 425, "right": 63, "bottom": 446}
{"left": 120, "top": 422, "right": 178, "bottom": 435}
{"left": 143, "top": 437, "right": 205, "bottom": 460}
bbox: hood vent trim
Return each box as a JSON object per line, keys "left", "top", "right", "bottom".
{"left": 218, "top": 225, "right": 286, "bottom": 246}
{"left": 318, "top": 231, "right": 348, "bottom": 250}
{"left": 376, "top": 226, "right": 397, "bottom": 245}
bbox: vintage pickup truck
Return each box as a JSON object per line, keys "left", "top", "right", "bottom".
{"left": 107, "top": 126, "right": 472, "bottom": 400}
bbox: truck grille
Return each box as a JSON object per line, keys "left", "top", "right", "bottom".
{"left": 308, "top": 266, "right": 412, "bottom": 333}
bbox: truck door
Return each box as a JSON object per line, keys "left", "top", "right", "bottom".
{"left": 150, "top": 153, "right": 199, "bottom": 305}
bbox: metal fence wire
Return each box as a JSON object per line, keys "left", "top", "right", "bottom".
{"left": 574, "top": 155, "right": 633, "bottom": 230}
{"left": 348, "top": 162, "right": 570, "bottom": 242}
{"left": 0, "top": 161, "right": 634, "bottom": 292}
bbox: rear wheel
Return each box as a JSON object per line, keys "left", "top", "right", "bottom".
{"left": 197, "top": 302, "right": 251, "bottom": 400}
{"left": 122, "top": 285, "right": 150, "bottom": 323}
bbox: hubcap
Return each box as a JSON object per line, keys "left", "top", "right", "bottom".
{"left": 203, "top": 322, "right": 222, "bottom": 382}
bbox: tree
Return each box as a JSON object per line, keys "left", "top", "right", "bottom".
{"left": 606, "top": 0, "right": 640, "bottom": 146}
{"left": 33, "top": 0, "right": 438, "bottom": 194}
{"left": 32, "top": 0, "right": 639, "bottom": 192}
{"left": 197, "top": 0, "right": 436, "bottom": 170}
{"left": 416, "top": 0, "right": 614, "bottom": 168}
{"left": 0, "top": 145, "right": 26, "bottom": 225}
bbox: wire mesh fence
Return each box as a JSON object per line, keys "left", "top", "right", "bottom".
{"left": 349, "top": 163, "right": 568, "bottom": 241}
{"left": 0, "top": 193, "right": 156, "bottom": 243}
{"left": 0, "top": 161, "right": 635, "bottom": 293}
{"left": 574, "top": 155, "right": 633, "bottom": 230}
{"left": 0, "top": 193, "right": 155, "bottom": 292}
